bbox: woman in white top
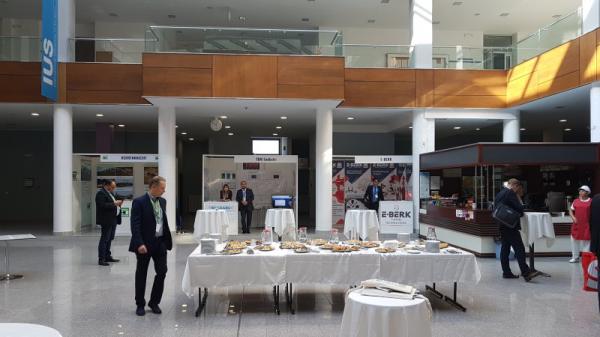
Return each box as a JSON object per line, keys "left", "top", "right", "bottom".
{"left": 568, "top": 185, "right": 592, "bottom": 263}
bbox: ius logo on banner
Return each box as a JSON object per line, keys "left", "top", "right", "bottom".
{"left": 41, "top": 0, "right": 58, "bottom": 101}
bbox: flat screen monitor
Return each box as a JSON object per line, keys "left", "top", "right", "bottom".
{"left": 252, "top": 139, "right": 280, "bottom": 155}
{"left": 272, "top": 195, "right": 293, "bottom": 208}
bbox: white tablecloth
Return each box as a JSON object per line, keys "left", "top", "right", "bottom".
{"left": 193, "top": 210, "right": 231, "bottom": 242}
{"left": 182, "top": 244, "right": 481, "bottom": 297}
{"left": 265, "top": 208, "right": 296, "bottom": 240}
{"left": 0, "top": 324, "right": 62, "bottom": 337}
{"left": 521, "top": 212, "right": 556, "bottom": 247}
{"left": 339, "top": 291, "right": 431, "bottom": 337}
{"left": 344, "top": 210, "right": 380, "bottom": 240}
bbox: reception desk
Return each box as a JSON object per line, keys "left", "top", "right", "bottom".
{"left": 203, "top": 201, "right": 238, "bottom": 235}
{"left": 420, "top": 205, "right": 572, "bottom": 257}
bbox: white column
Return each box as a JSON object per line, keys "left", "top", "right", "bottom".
{"left": 411, "top": 110, "right": 435, "bottom": 232}
{"left": 53, "top": 105, "right": 73, "bottom": 234}
{"left": 315, "top": 108, "right": 333, "bottom": 232}
{"left": 502, "top": 111, "right": 520, "bottom": 142}
{"left": 583, "top": 0, "right": 600, "bottom": 34}
{"left": 158, "top": 106, "right": 177, "bottom": 231}
{"left": 58, "top": 0, "right": 76, "bottom": 62}
{"left": 409, "top": 0, "right": 433, "bottom": 68}
{"left": 591, "top": 86, "right": 600, "bottom": 142}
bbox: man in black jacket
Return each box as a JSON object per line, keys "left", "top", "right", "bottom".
{"left": 236, "top": 180, "right": 254, "bottom": 234}
{"left": 364, "top": 178, "right": 384, "bottom": 211}
{"left": 95, "top": 179, "right": 123, "bottom": 266}
{"left": 589, "top": 193, "right": 600, "bottom": 312}
{"left": 129, "top": 176, "right": 173, "bottom": 316}
{"left": 495, "top": 178, "right": 539, "bottom": 282}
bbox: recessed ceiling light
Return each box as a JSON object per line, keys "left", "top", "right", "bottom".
{"left": 552, "top": 14, "right": 562, "bottom": 19}
{"left": 347, "top": 117, "right": 355, "bottom": 120}
{"left": 453, "top": 126, "right": 461, "bottom": 130}
{"left": 475, "top": 128, "right": 481, "bottom": 131}
{"left": 168, "top": 14, "right": 176, "bottom": 19}
{"left": 273, "top": 133, "right": 279, "bottom": 136}
{"left": 281, "top": 116, "right": 288, "bottom": 120}
{"left": 499, "top": 13, "right": 510, "bottom": 17}
{"left": 452, "top": 1, "right": 463, "bottom": 6}
{"left": 559, "top": 119, "right": 567, "bottom": 123}
{"left": 181, "top": 132, "right": 187, "bottom": 135}
{"left": 301, "top": 18, "right": 310, "bottom": 22}
{"left": 432, "top": 21, "right": 440, "bottom": 25}
{"left": 117, "top": 124, "right": 125, "bottom": 128}
{"left": 188, "top": 137, "right": 195, "bottom": 141}
{"left": 220, "top": 115, "right": 228, "bottom": 119}
{"left": 225, "top": 125, "right": 231, "bottom": 129}
{"left": 239, "top": 16, "right": 246, "bottom": 21}
{"left": 175, "top": 125, "right": 179, "bottom": 128}
{"left": 564, "top": 128, "right": 572, "bottom": 131}
{"left": 228, "top": 132, "right": 234, "bottom": 136}
{"left": 31, "top": 112, "right": 39, "bottom": 117}
{"left": 474, "top": 13, "right": 481, "bottom": 16}
{"left": 367, "top": 19, "right": 376, "bottom": 23}
{"left": 275, "top": 126, "right": 282, "bottom": 129}
{"left": 520, "top": 128, "right": 526, "bottom": 131}
{"left": 96, "top": 113, "right": 104, "bottom": 117}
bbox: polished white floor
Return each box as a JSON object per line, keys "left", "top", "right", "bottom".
{"left": 0, "top": 234, "right": 599, "bottom": 337}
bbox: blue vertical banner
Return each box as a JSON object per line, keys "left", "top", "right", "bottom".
{"left": 41, "top": 0, "right": 58, "bottom": 101}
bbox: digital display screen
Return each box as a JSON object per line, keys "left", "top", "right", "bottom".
{"left": 252, "top": 139, "right": 280, "bottom": 155}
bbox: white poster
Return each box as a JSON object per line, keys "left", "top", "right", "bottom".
{"left": 379, "top": 201, "right": 413, "bottom": 234}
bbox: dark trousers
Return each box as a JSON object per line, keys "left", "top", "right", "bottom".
{"left": 98, "top": 223, "right": 117, "bottom": 260}
{"left": 240, "top": 207, "right": 252, "bottom": 233}
{"left": 135, "top": 240, "right": 168, "bottom": 307}
{"left": 499, "top": 225, "right": 531, "bottom": 276}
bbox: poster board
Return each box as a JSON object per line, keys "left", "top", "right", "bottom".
{"left": 379, "top": 200, "right": 413, "bottom": 234}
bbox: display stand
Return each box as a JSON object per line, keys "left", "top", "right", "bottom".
{"left": 0, "top": 234, "right": 36, "bottom": 281}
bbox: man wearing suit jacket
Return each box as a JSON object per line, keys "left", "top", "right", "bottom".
{"left": 96, "top": 179, "right": 123, "bottom": 266}
{"left": 363, "top": 178, "right": 384, "bottom": 211}
{"left": 589, "top": 193, "right": 600, "bottom": 312}
{"left": 130, "top": 176, "right": 173, "bottom": 316}
{"left": 236, "top": 180, "right": 254, "bottom": 234}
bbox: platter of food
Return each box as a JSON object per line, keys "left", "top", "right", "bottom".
{"left": 280, "top": 241, "right": 305, "bottom": 250}
{"left": 294, "top": 246, "right": 310, "bottom": 253}
{"left": 310, "top": 239, "right": 328, "bottom": 246}
{"left": 255, "top": 245, "right": 274, "bottom": 251}
{"left": 360, "top": 241, "right": 380, "bottom": 248}
{"left": 221, "top": 249, "right": 243, "bottom": 255}
{"left": 375, "top": 247, "right": 396, "bottom": 253}
{"left": 225, "top": 241, "right": 247, "bottom": 250}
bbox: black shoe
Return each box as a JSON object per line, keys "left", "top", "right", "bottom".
{"left": 106, "top": 257, "right": 120, "bottom": 263}
{"left": 98, "top": 259, "right": 109, "bottom": 266}
{"left": 523, "top": 271, "right": 541, "bottom": 282}
{"left": 136, "top": 306, "right": 145, "bottom": 316}
{"left": 503, "top": 273, "right": 519, "bottom": 279}
{"left": 149, "top": 304, "right": 162, "bottom": 314}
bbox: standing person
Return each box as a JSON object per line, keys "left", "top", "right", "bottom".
{"left": 495, "top": 178, "right": 540, "bottom": 282}
{"left": 130, "top": 176, "right": 173, "bottom": 316}
{"left": 236, "top": 181, "right": 254, "bottom": 234}
{"left": 589, "top": 192, "right": 600, "bottom": 312}
{"left": 363, "top": 178, "right": 384, "bottom": 211}
{"left": 96, "top": 179, "right": 123, "bottom": 266}
{"left": 568, "top": 185, "right": 592, "bottom": 263}
{"left": 220, "top": 184, "right": 233, "bottom": 201}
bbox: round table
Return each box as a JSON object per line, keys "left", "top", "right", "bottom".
{"left": 193, "top": 210, "right": 231, "bottom": 242}
{"left": 339, "top": 291, "right": 431, "bottom": 337}
{"left": 343, "top": 209, "right": 380, "bottom": 241}
{"left": 0, "top": 323, "right": 62, "bottom": 337}
{"left": 265, "top": 208, "right": 296, "bottom": 240}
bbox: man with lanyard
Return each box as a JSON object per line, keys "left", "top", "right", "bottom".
{"left": 95, "top": 179, "right": 122, "bottom": 266}
{"left": 364, "top": 178, "right": 384, "bottom": 212}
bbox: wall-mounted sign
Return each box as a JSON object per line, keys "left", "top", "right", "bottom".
{"left": 41, "top": 0, "right": 58, "bottom": 101}
{"left": 234, "top": 155, "right": 298, "bottom": 163}
{"left": 100, "top": 154, "right": 159, "bottom": 163}
{"left": 379, "top": 201, "right": 413, "bottom": 234}
{"left": 354, "top": 156, "right": 412, "bottom": 164}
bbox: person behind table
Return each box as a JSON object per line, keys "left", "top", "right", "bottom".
{"left": 589, "top": 192, "right": 600, "bottom": 312}
{"left": 568, "top": 185, "right": 592, "bottom": 263}
{"left": 495, "top": 178, "right": 540, "bottom": 282}
{"left": 220, "top": 184, "right": 233, "bottom": 201}
{"left": 363, "top": 178, "right": 384, "bottom": 211}
{"left": 236, "top": 181, "right": 254, "bottom": 234}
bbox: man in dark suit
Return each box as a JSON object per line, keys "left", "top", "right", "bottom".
{"left": 96, "top": 179, "right": 123, "bottom": 266}
{"left": 130, "top": 176, "right": 173, "bottom": 316}
{"left": 495, "top": 178, "right": 539, "bottom": 282}
{"left": 589, "top": 193, "right": 600, "bottom": 312}
{"left": 236, "top": 180, "right": 254, "bottom": 234}
{"left": 363, "top": 178, "right": 384, "bottom": 211}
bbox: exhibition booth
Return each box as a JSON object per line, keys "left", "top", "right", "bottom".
{"left": 419, "top": 143, "right": 600, "bottom": 256}
{"left": 72, "top": 154, "right": 159, "bottom": 235}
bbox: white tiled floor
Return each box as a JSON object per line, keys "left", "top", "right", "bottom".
{"left": 1, "top": 234, "right": 599, "bottom": 337}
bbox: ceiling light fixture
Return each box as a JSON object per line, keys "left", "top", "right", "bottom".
{"left": 520, "top": 128, "right": 526, "bottom": 131}
{"left": 31, "top": 112, "right": 40, "bottom": 117}
{"left": 408, "top": 126, "right": 413, "bottom": 129}
{"left": 181, "top": 132, "right": 187, "bottom": 135}
{"left": 228, "top": 132, "right": 234, "bottom": 136}
{"left": 559, "top": 119, "right": 567, "bottom": 123}
{"left": 117, "top": 124, "right": 126, "bottom": 128}
{"left": 280, "top": 116, "right": 288, "bottom": 120}
{"left": 475, "top": 128, "right": 481, "bottom": 131}
{"left": 453, "top": 126, "right": 461, "bottom": 130}
{"left": 347, "top": 117, "right": 355, "bottom": 120}
{"left": 96, "top": 113, "right": 104, "bottom": 117}
{"left": 275, "top": 126, "right": 282, "bottom": 129}
{"left": 499, "top": 13, "right": 510, "bottom": 17}
{"left": 175, "top": 125, "right": 179, "bottom": 128}
{"left": 188, "top": 137, "right": 195, "bottom": 141}
{"left": 220, "top": 115, "right": 228, "bottom": 119}
{"left": 273, "top": 133, "right": 279, "bottom": 136}
{"left": 225, "top": 125, "right": 231, "bottom": 129}
{"left": 564, "top": 128, "right": 572, "bottom": 131}
{"left": 239, "top": 16, "right": 246, "bottom": 21}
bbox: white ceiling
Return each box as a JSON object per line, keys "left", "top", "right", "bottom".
{"left": 0, "top": 0, "right": 580, "bottom": 35}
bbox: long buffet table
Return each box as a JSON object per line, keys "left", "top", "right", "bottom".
{"left": 182, "top": 242, "right": 481, "bottom": 314}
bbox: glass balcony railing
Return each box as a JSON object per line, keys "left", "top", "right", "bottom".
{"left": 344, "top": 44, "right": 412, "bottom": 68}
{"left": 69, "top": 38, "right": 152, "bottom": 63}
{"left": 515, "top": 7, "right": 583, "bottom": 64}
{"left": 0, "top": 36, "right": 41, "bottom": 61}
{"left": 145, "top": 26, "right": 343, "bottom": 56}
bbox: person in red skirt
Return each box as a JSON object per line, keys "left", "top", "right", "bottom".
{"left": 569, "top": 185, "right": 592, "bottom": 263}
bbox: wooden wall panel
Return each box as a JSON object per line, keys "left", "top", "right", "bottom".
{"left": 144, "top": 68, "right": 212, "bottom": 97}
{"left": 143, "top": 53, "right": 213, "bottom": 69}
{"left": 0, "top": 62, "right": 46, "bottom": 103}
{"left": 415, "top": 70, "right": 434, "bottom": 107}
{"left": 507, "top": 58, "right": 539, "bottom": 83}
{"left": 345, "top": 68, "right": 415, "bottom": 82}
{"left": 535, "top": 39, "right": 579, "bottom": 84}
{"left": 434, "top": 95, "right": 506, "bottom": 108}
{"left": 213, "top": 55, "right": 277, "bottom": 98}
{"left": 580, "top": 30, "right": 597, "bottom": 84}
{"left": 278, "top": 84, "right": 344, "bottom": 99}
{"left": 536, "top": 71, "right": 580, "bottom": 98}
{"left": 434, "top": 70, "right": 506, "bottom": 96}
{"left": 506, "top": 74, "right": 538, "bottom": 106}
{"left": 65, "top": 63, "right": 145, "bottom": 103}
{"left": 278, "top": 56, "right": 344, "bottom": 85}
{"left": 343, "top": 81, "right": 415, "bottom": 107}
{"left": 67, "top": 90, "right": 147, "bottom": 104}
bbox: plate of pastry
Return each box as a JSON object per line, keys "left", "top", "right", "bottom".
{"left": 311, "top": 239, "right": 328, "bottom": 246}
{"left": 255, "top": 245, "right": 274, "bottom": 251}
{"left": 375, "top": 247, "right": 396, "bottom": 253}
{"left": 360, "top": 241, "right": 380, "bottom": 248}
{"left": 221, "top": 249, "right": 242, "bottom": 255}
{"left": 320, "top": 243, "right": 335, "bottom": 250}
{"left": 294, "top": 246, "right": 310, "bottom": 253}
{"left": 225, "top": 241, "right": 247, "bottom": 250}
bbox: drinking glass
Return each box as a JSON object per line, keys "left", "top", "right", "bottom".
{"left": 298, "top": 227, "right": 308, "bottom": 243}
{"left": 329, "top": 228, "right": 339, "bottom": 243}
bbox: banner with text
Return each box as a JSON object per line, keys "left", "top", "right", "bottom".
{"left": 378, "top": 200, "right": 413, "bottom": 234}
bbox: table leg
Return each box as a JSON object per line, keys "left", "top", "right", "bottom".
{"left": 195, "top": 287, "right": 208, "bottom": 317}
{"left": 426, "top": 283, "right": 444, "bottom": 299}
{"left": 273, "top": 285, "right": 280, "bottom": 315}
{"left": 529, "top": 243, "right": 551, "bottom": 277}
{"left": 1, "top": 242, "right": 23, "bottom": 281}
{"left": 444, "top": 282, "right": 467, "bottom": 312}
{"left": 284, "top": 283, "right": 295, "bottom": 314}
